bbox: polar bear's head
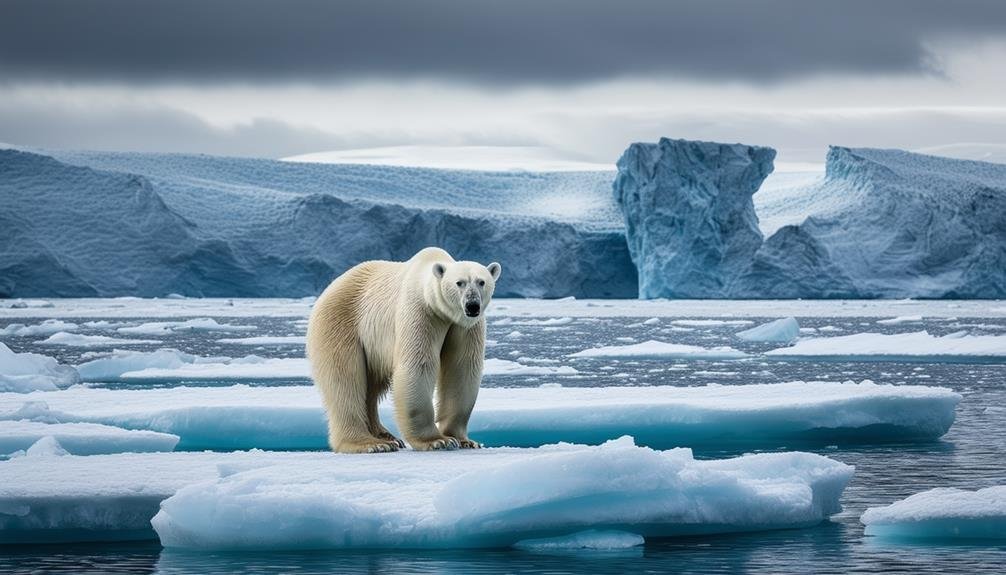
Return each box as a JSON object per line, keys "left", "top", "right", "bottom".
{"left": 431, "top": 260, "right": 502, "bottom": 326}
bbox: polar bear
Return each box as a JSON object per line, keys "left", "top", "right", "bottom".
{"left": 307, "top": 247, "right": 501, "bottom": 453}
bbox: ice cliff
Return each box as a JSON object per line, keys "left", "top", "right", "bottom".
{"left": 614, "top": 141, "right": 1006, "bottom": 298}
{"left": 0, "top": 149, "right": 635, "bottom": 298}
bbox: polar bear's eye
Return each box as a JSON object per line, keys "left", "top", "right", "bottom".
{"left": 477, "top": 279, "right": 485, "bottom": 287}
{"left": 456, "top": 280, "right": 466, "bottom": 287}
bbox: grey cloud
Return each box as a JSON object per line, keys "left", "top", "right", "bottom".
{"left": 1, "top": 0, "right": 1005, "bottom": 85}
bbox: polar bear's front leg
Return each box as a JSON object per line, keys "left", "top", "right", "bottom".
{"left": 392, "top": 327, "right": 459, "bottom": 451}
{"left": 436, "top": 323, "right": 485, "bottom": 449}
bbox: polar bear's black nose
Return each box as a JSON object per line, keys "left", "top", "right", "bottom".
{"left": 465, "top": 302, "right": 481, "bottom": 317}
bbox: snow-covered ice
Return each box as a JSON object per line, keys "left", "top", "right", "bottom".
{"left": 484, "top": 358, "right": 579, "bottom": 376}
{"left": 39, "top": 332, "right": 159, "bottom": 348}
{"left": 735, "top": 317, "right": 800, "bottom": 343}
{"left": 118, "top": 318, "right": 256, "bottom": 336}
{"left": 0, "top": 420, "right": 178, "bottom": 456}
{"left": 216, "top": 335, "right": 306, "bottom": 345}
{"left": 671, "top": 319, "right": 754, "bottom": 327}
{"left": 0, "top": 439, "right": 852, "bottom": 546}
{"left": 0, "top": 319, "right": 79, "bottom": 337}
{"left": 569, "top": 340, "right": 748, "bottom": 361}
{"left": 876, "top": 315, "right": 924, "bottom": 325}
{"left": 765, "top": 331, "right": 1006, "bottom": 363}
{"left": 149, "top": 437, "right": 852, "bottom": 550}
{"left": 861, "top": 486, "right": 1006, "bottom": 540}
{"left": 0, "top": 343, "right": 79, "bottom": 393}
{"left": 0, "top": 381, "right": 960, "bottom": 450}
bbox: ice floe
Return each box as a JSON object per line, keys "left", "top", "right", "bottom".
{"left": 861, "top": 486, "right": 1006, "bottom": 540}
{"left": 671, "top": 319, "right": 755, "bottom": 327}
{"left": 118, "top": 318, "right": 257, "bottom": 336}
{"left": 0, "top": 381, "right": 960, "bottom": 450}
{"left": 569, "top": 340, "right": 748, "bottom": 361}
{"left": 39, "top": 332, "right": 159, "bottom": 347}
{"left": 765, "top": 331, "right": 1006, "bottom": 363}
{"left": 216, "top": 335, "right": 306, "bottom": 345}
{"left": 0, "top": 343, "right": 79, "bottom": 393}
{"left": 735, "top": 317, "right": 800, "bottom": 343}
{"left": 0, "top": 320, "right": 79, "bottom": 337}
{"left": 150, "top": 437, "right": 852, "bottom": 550}
{"left": 0, "top": 420, "right": 178, "bottom": 456}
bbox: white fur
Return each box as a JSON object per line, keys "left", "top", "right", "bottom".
{"left": 307, "top": 247, "right": 501, "bottom": 453}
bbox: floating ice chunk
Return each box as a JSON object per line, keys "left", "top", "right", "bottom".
{"left": 216, "top": 336, "right": 306, "bottom": 345}
{"left": 735, "top": 317, "right": 800, "bottom": 343}
{"left": 765, "top": 331, "right": 1006, "bottom": 363}
{"left": 671, "top": 320, "right": 754, "bottom": 327}
{"left": 119, "top": 357, "right": 308, "bottom": 381}
{"left": 151, "top": 438, "right": 852, "bottom": 550}
{"left": 0, "top": 381, "right": 959, "bottom": 451}
{"left": 39, "top": 332, "right": 159, "bottom": 347}
{"left": 0, "top": 420, "right": 178, "bottom": 456}
{"left": 513, "top": 529, "right": 643, "bottom": 551}
{"left": 876, "top": 315, "right": 924, "bottom": 325}
{"left": 484, "top": 358, "right": 578, "bottom": 376}
{"left": 569, "top": 340, "right": 748, "bottom": 361}
{"left": 509, "top": 317, "right": 574, "bottom": 326}
{"left": 642, "top": 317, "right": 660, "bottom": 326}
{"left": 861, "top": 486, "right": 1006, "bottom": 540}
{"left": 24, "top": 435, "right": 69, "bottom": 458}
{"left": 76, "top": 349, "right": 210, "bottom": 381}
{"left": 0, "top": 343, "right": 79, "bottom": 392}
{"left": 0, "top": 320, "right": 79, "bottom": 337}
{"left": 1, "top": 299, "right": 53, "bottom": 309}
{"left": 118, "top": 318, "right": 256, "bottom": 336}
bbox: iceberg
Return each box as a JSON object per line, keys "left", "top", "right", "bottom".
{"left": 861, "top": 486, "right": 1006, "bottom": 541}
{"left": 0, "top": 381, "right": 960, "bottom": 451}
{"left": 0, "top": 149, "right": 635, "bottom": 299}
{"left": 569, "top": 340, "right": 748, "bottom": 360}
{"left": 0, "top": 420, "right": 178, "bottom": 456}
{"left": 614, "top": 142, "right": 1006, "bottom": 298}
{"left": 765, "top": 331, "right": 1006, "bottom": 363}
{"left": 151, "top": 437, "right": 852, "bottom": 550}
{"left": 0, "top": 343, "right": 79, "bottom": 393}
{"left": 0, "top": 319, "right": 78, "bottom": 337}
{"left": 613, "top": 138, "right": 775, "bottom": 298}
{"left": 736, "top": 317, "right": 800, "bottom": 343}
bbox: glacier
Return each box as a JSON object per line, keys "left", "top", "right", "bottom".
{"left": 613, "top": 141, "right": 1006, "bottom": 298}
{"left": 862, "top": 486, "right": 1006, "bottom": 541}
{"left": 0, "top": 381, "right": 960, "bottom": 451}
{"left": 0, "top": 148, "right": 635, "bottom": 299}
{"left": 4, "top": 141, "right": 1006, "bottom": 299}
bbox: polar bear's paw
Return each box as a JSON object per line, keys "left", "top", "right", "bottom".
{"left": 411, "top": 436, "right": 460, "bottom": 451}
{"left": 338, "top": 439, "right": 401, "bottom": 454}
{"left": 455, "top": 439, "right": 482, "bottom": 449}
{"left": 374, "top": 429, "right": 406, "bottom": 449}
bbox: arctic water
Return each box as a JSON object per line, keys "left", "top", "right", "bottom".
{"left": 2, "top": 298, "right": 1005, "bottom": 574}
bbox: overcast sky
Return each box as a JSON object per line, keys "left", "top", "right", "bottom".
{"left": 2, "top": 0, "right": 1006, "bottom": 165}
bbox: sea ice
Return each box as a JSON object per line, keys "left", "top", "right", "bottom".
{"left": 735, "top": 317, "right": 800, "bottom": 343}
{"left": 216, "top": 336, "right": 306, "bottom": 345}
{"left": 0, "top": 381, "right": 960, "bottom": 450}
{"left": 151, "top": 437, "right": 852, "bottom": 550}
{"left": 569, "top": 340, "right": 748, "bottom": 360}
{"left": 0, "top": 320, "right": 79, "bottom": 337}
{"left": 861, "top": 486, "right": 1006, "bottom": 540}
{"left": 0, "top": 420, "right": 178, "bottom": 456}
{"left": 118, "top": 318, "right": 257, "bottom": 336}
{"left": 0, "top": 343, "right": 79, "bottom": 393}
{"left": 39, "top": 332, "right": 159, "bottom": 348}
{"left": 765, "top": 331, "right": 1006, "bottom": 363}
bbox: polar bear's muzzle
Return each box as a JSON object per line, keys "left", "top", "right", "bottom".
{"left": 464, "top": 300, "right": 481, "bottom": 317}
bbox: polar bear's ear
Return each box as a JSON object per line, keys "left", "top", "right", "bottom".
{"left": 487, "top": 262, "right": 502, "bottom": 280}
{"left": 432, "top": 263, "right": 447, "bottom": 279}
